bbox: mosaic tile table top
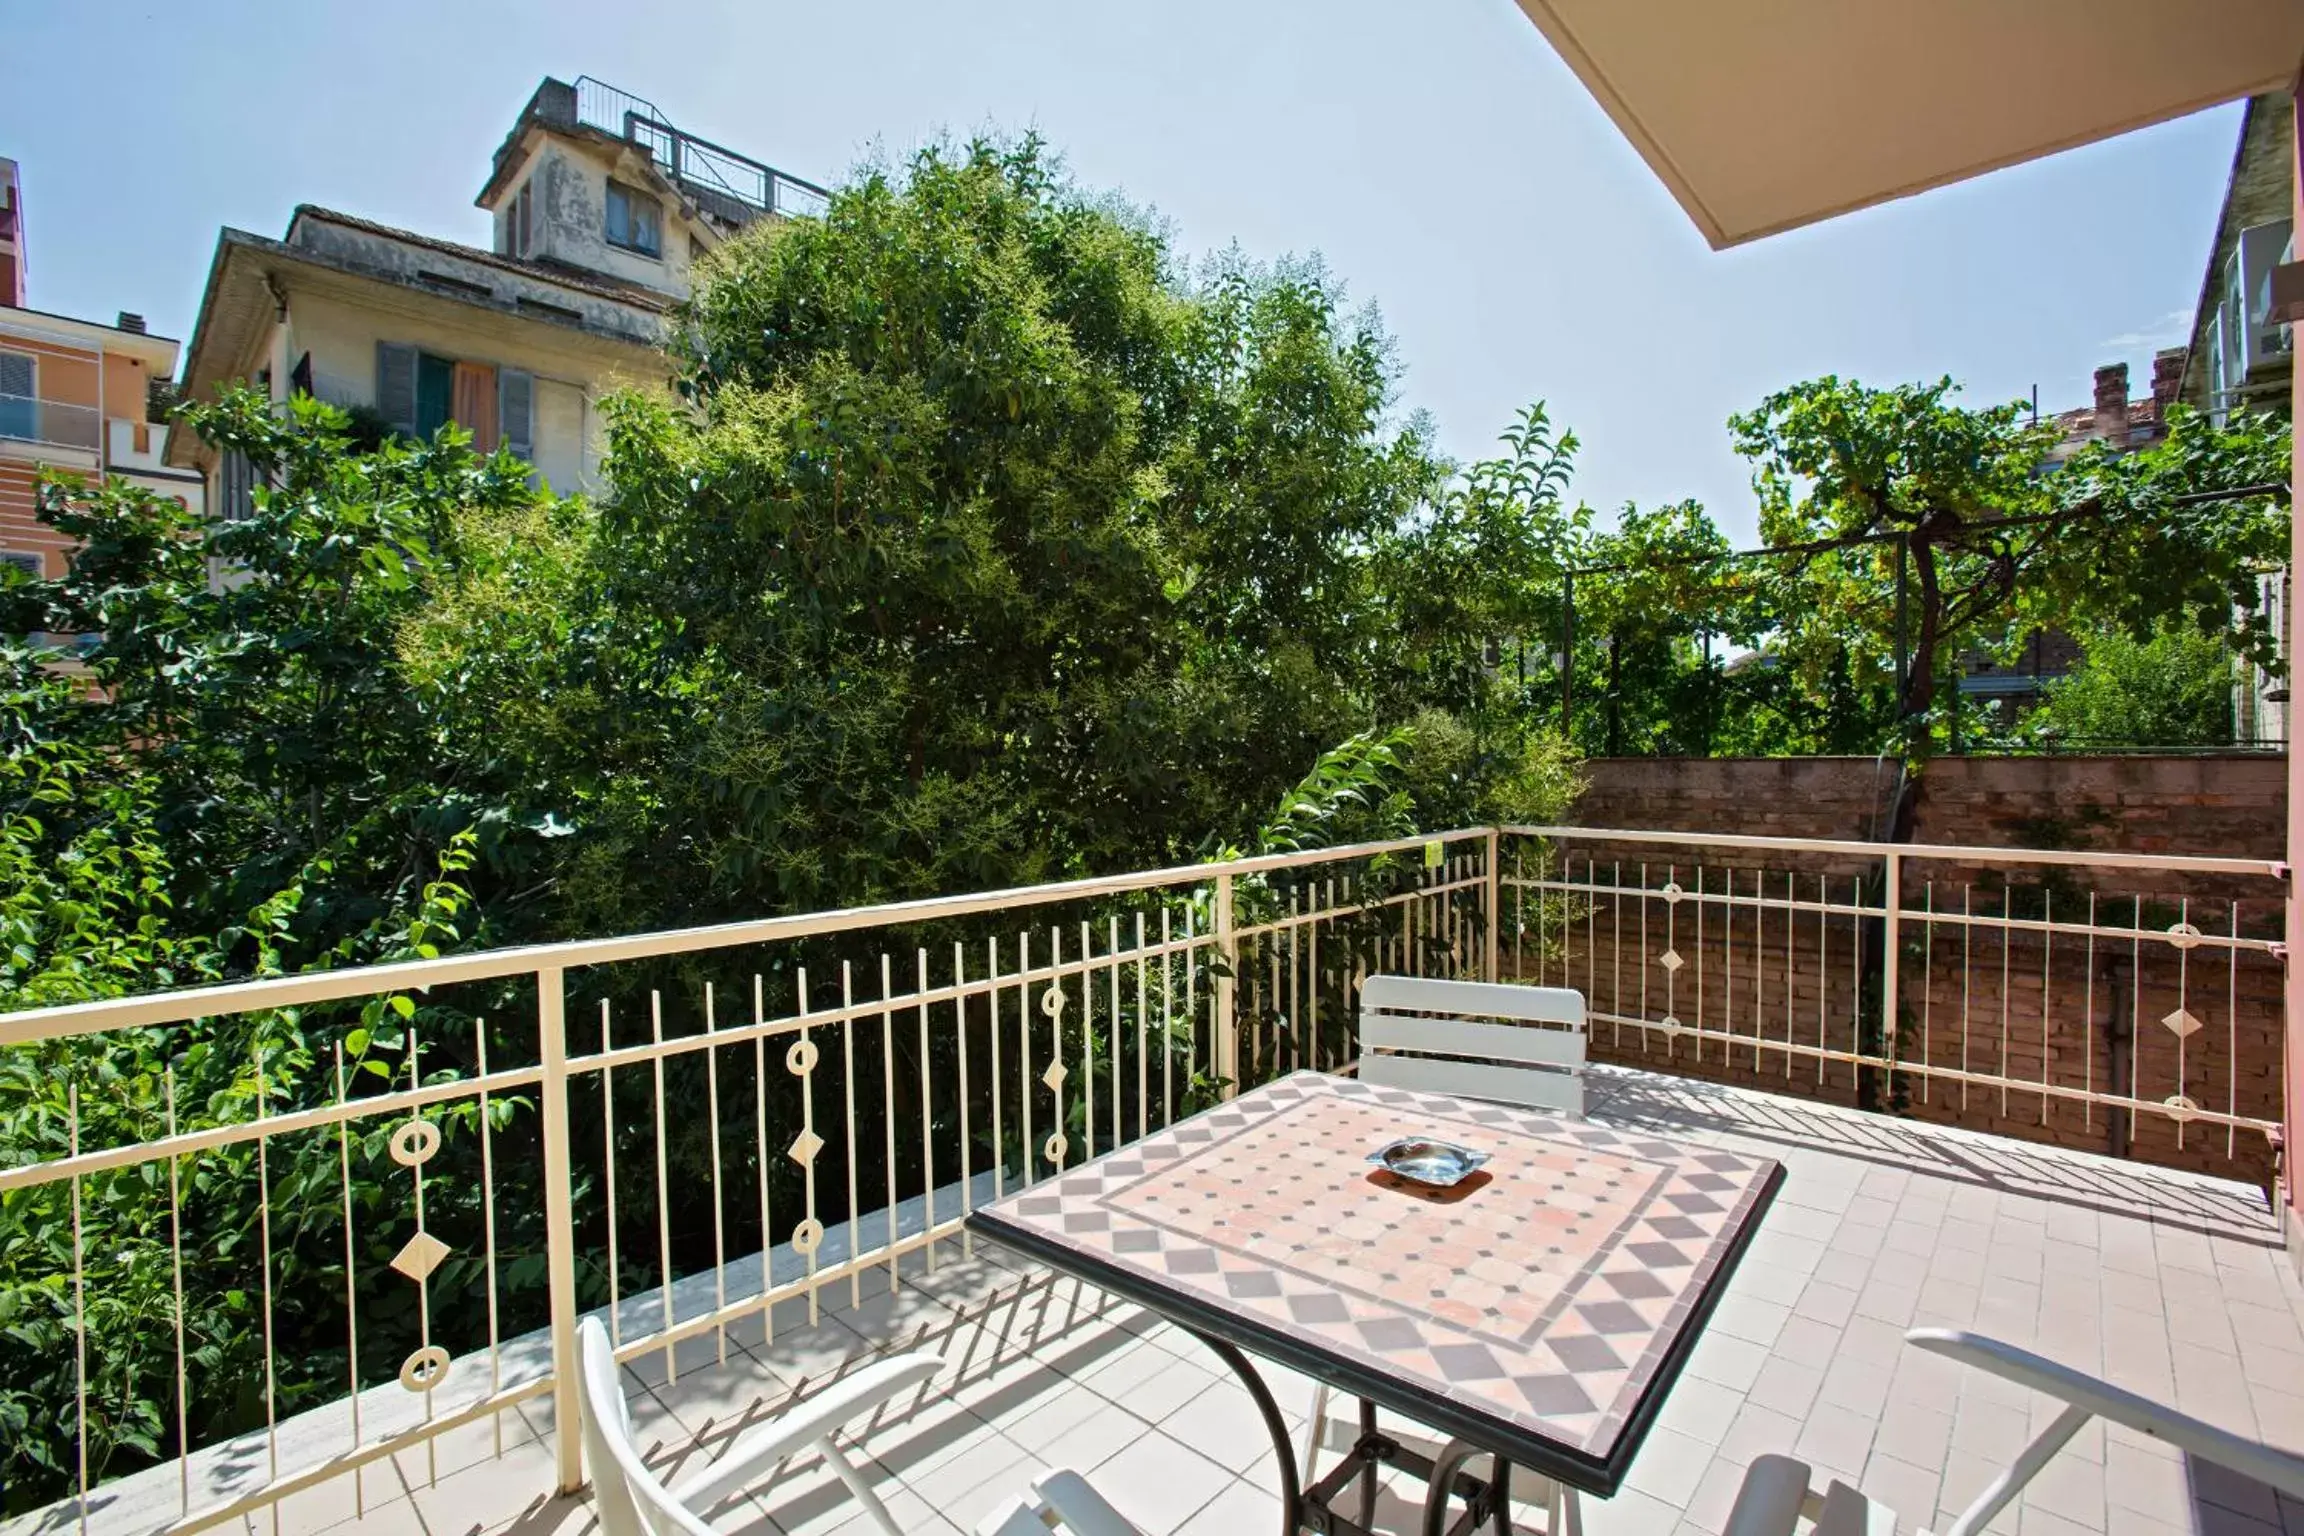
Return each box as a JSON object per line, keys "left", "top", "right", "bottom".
{"left": 969, "top": 1071, "right": 1781, "bottom": 1493}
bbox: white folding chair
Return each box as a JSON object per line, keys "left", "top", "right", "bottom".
{"left": 1308, "top": 975, "right": 1592, "bottom": 1529}
{"left": 577, "top": 1314, "right": 943, "bottom": 1536}
{"left": 1355, "top": 974, "right": 1589, "bottom": 1116}
{"left": 1724, "top": 1329, "right": 2304, "bottom": 1536}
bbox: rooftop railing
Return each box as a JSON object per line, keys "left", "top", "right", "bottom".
{"left": 570, "top": 75, "right": 831, "bottom": 222}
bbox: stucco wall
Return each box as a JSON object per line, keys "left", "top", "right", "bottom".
{"left": 281, "top": 288, "right": 629, "bottom": 493}
{"left": 517, "top": 141, "right": 704, "bottom": 300}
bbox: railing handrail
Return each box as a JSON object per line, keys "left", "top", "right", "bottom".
{"left": 1507, "top": 824, "right": 2285, "bottom": 879}
{"left": 0, "top": 827, "right": 1493, "bottom": 1044}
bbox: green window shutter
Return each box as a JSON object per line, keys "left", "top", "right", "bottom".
{"left": 374, "top": 342, "right": 418, "bottom": 436}
{"left": 498, "top": 369, "right": 534, "bottom": 462}
{"left": 414, "top": 353, "right": 454, "bottom": 440}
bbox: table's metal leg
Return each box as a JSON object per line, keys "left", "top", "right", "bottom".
{"left": 1491, "top": 1460, "right": 1512, "bottom": 1535}
{"left": 1424, "top": 1439, "right": 1486, "bottom": 1536}
{"left": 1185, "top": 1330, "right": 1304, "bottom": 1535}
{"left": 1358, "top": 1397, "right": 1380, "bottom": 1533}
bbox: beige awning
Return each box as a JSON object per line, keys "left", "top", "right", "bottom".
{"left": 1513, "top": 0, "right": 2304, "bottom": 248}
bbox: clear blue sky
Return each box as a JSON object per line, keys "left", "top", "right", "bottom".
{"left": 3, "top": 0, "right": 2243, "bottom": 544}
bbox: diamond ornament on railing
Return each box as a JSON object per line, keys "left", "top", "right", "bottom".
{"left": 1659, "top": 949, "right": 1684, "bottom": 974}
{"left": 788, "top": 1128, "right": 824, "bottom": 1166}
{"left": 390, "top": 1230, "right": 451, "bottom": 1284}
{"left": 2162, "top": 1008, "right": 2203, "bottom": 1040}
{"left": 1043, "top": 1061, "right": 1068, "bottom": 1092}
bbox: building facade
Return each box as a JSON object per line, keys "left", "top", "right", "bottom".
{"left": 0, "top": 157, "right": 204, "bottom": 583}
{"left": 168, "top": 76, "right": 824, "bottom": 509}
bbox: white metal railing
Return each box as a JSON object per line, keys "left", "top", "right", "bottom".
{"left": 0, "top": 830, "right": 1492, "bottom": 1536}
{"left": 1, "top": 822, "right": 2287, "bottom": 1536}
{"left": 1501, "top": 826, "right": 2287, "bottom": 1168}
{"left": 0, "top": 390, "right": 101, "bottom": 452}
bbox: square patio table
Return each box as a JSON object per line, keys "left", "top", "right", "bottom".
{"left": 968, "top": 1070, "right": 1781, "bottom": 1535}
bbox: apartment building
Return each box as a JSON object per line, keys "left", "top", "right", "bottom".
{"left": 0, "top": 157, "right": 204, "bottom": 581}
{"left": 167, "top": 76, "right": 826, "bottom": 508}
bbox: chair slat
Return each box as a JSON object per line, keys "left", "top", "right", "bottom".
{"left": 1359, "top": 1050, "right": 1584, "bottom": 1114}
{"left": 1360, "top": 1011, "right": 1586, "bottom": 1068}
{"left": 1359, "top": 975, "right": 1585, "bottom": 1025}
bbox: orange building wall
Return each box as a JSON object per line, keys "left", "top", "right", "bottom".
{"left": 0, "top": 460, "right": 73, "bottom": 577}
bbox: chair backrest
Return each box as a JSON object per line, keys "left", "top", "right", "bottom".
{"left": 577, "top": 1317, "right": 717, "bottom": 1536}
{"left": 1357, "top": 974, "right": 1588, "bottom": 1114}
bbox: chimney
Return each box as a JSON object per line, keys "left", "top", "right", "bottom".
{"left": 115, "top": 311, "right": 145, "bottom": 334}
{"left": 2151, "top": 347, "right": 2185, "bottom": 412}
{"left": 2093, "top": 362, "right": 2130, "bottom": 440}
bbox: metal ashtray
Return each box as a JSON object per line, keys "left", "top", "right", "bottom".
{"left": 1367, "top": 1137, "right": 1490, "bottom": 1187}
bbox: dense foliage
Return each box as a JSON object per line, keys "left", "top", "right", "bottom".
{"left": 0, "top": 137, "right": 1584, "bottom": 1506}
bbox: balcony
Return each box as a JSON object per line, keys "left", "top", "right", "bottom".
{"left": 0, "top": 827, "right": 2294, "bottom": 1536}
{"left": 0, "top": 391, "right": 101, "bottom": 454}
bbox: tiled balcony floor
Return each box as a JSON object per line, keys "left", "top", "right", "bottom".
{"left": 105, "top": 1070, "right": 2304, "bottom": 1536}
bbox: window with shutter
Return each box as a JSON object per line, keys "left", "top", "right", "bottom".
{"left": 218, "top": 448, "right": 255, "bottom": 524}
{"left": 498, "top": 370, "right": 535, "bottom": 464}
{"left": 451, "top": 361, "right": 499, "bottom": 450}
{"left": 0, "top": 549, "right": 42, "bottom": 578}
{"left": 605, "top": 182, "right": 662, "bottom": 256}
{"left": 415, "top": 353, "right": 454, "bottom": 440}
{"left": 375, "top": 342, "right": 418, "bottom": 436}
{"left": 0, "top": 350, "right": 33, "bottom": 442}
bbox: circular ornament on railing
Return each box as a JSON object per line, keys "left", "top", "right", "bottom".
{"left": 399, "top": 1345, "right": 451, "bottom": 1393}
{"left": 1040, "top": 988, "right": 1067, "bottom": 1019}
{"left": 1661, "top": 881, "right": 1684, "bottom": 905}
{"left": 2162, "top": 1094, "right": 2201, "bottom": 1124}
{"left": 1044, "top": 1133, "right": 1069, "bottom": 1164}
{"left": 1659, "top": 1014, "right": 1684, "bottom": 1036}
{"left": 786, "top": 1038, "right": 819, "bottom": 1076}
{"left": 389, "top": 1120, "right": 442, "bottom": 1168}
{"left": 791, "top": 1218, "right": 825, "bottom": 1256}
{"left": 2165, "top": 922, "right": 2203, "bottom": 951}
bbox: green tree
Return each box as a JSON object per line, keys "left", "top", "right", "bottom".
{"left": 2026, "top": 623, "right": 2240, "bottom": 749}
{"left": 1728, "top": 377, "right": 2288, "bottom": 750}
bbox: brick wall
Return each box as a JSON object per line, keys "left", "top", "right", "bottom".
{"left": 1515, "top": 755, "right": 2286, "bottom": 1186}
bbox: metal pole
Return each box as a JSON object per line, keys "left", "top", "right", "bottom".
{"left": 1895, "top": 534, "right": 1909, "bottom": 710}
{"left": 1214, "top": 872, "right": 1238, "bottom": 1097}
{"left": 536, "top": 966, "right": 583, "bottom": 1494}
{"left": 1562, "top": 571, "right": 1576, "bottom": 739}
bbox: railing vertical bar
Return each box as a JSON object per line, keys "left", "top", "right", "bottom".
{"left": 1486, "top": 827, "right": 1502, "bottom": 982}
{"left": 1110, "top": 916, "right": 1125, "bottom": 1137}
{"left": 1816, "top": 875, "right": 1829, "bottom": 1086}
{"left": 649, "top": 992, "right": 676, "bottom": 1383}
{"left": 71, "top": 1083, "right": 89, "bottom": 1536}
{"left": 1162, "top": 909, "right": 1177, "bottom": 1125}
{"left": 989, "top": 937, "right": 1006, "bottom": 1199}
{"left": 957, "top": 941, "right": 973, "bottom": 1250}
{"left": 1080, "top": 921, "right": 1097, "bottom": 1151}
{"left": 2175, "top": 898, "right": 2192, "bottom": 1151}
{"left": 170, "top": 1071, "right": 193, "bottom": 1516}
{"left": 2039, "top": 893, "right": 2053, "bottom": 1126}
{"left": 1050, "top": 926, "right": 1070, "bottom": 1161}
{"left": 1214, "top": 876, "right": 1236, "bottom": 1094}
{"left": 2083, "top": 897, "right": 2097, "bottom": 1132}
{"left": 831, "top": 962, "right": 860, "bottom": 1306}
{"left": 477, "top": 1019, "right": 503, "bottom": 1454}
{"left": 1960, "top": 886, "right": 1974, "bottom": 1112}
{"left": 752, "top": 974, "right": 772, "bottom": 1341}
{"left": 2227, "top": 900, "right": 2241, "bottom": 1158}
{"left": 407, "top": 1021, "right": 437, "bottom": 1486}
{"left": 1639, "top": 862, "right": 1651, "bottom": 1053}
{"left": 1882, "top": 854, "right": 1902, "bottom": 1095}
{"left": 600, "top": 1000, "right": 622, "bottom": 1345}
{"left": 1135, "top": 913, "right": 1149, "bottom": 1141}
{"left": 1998, "top": 886, "right": 2013, "bottom": 1117}
{"left": 1752, "top": 870, "right": 1764, "bottom": 1072}
{"left": 1694, "top": 865, "right": 1706, "bottom": 1064}
{"left": 255, "top": 1045, "right": 280, "bottom": 1505}
{"left": 703, "top": 984, "right": 727, "bottom": 1362}
{"left": 1922, "top": 883, "right": 1936, "bottom": 1104}
{"left": 1784, "top": 871, "right": 1795, "bottom": 1080}
{"left": 1019, "top": 932, "right": 1035, "bottom": 1185}
{"left": 880, "top": 953, "right": 899, "bottom": 1287}
{"left": 800, "top": 966, "right": 825, "bottom": 1323}
{"left": 918, "top": 947, "right": 936, "bottom": 1273}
